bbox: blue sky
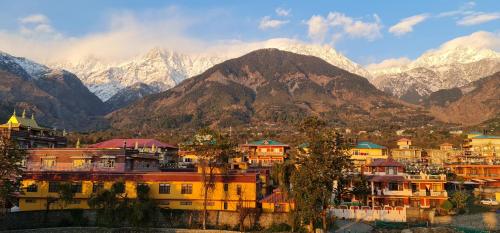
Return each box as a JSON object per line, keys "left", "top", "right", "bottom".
{"left": 0, "top": 0, "right": 499, "bottom": 66}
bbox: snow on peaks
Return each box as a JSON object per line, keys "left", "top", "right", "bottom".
{"left": 0, "top": 51, "right": 50, "bottom": 79}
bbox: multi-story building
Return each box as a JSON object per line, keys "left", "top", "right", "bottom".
{"left": 18, "top": 147, "right": 262, "bottom": 212}
{"left": 0, "top": 110, "right": 67, "bottom": 148}
{"left": 462, "top": 133, "right": 500, "bottom": 164}
{"left": 426, "top": 143, "right": 461, "bottom": 166}
{"left": 240, "top": 140, "right": 289, "bottom": 167}
{"left": 365, "top": 159, "right": 447, "bottom": 208}
{"left": 88, "top": 138, "right": 178, "bottom": 164}
{"left": 350, "top": 141, "right": 388, "bottom": 170}
{"left": 390, "top": 138, "right": 423, "bottom": 165}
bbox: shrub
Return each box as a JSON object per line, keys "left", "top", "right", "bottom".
{"left": 441, "top": 200, "right": 453, "bottom": 211}
{"left": 266, "top": 223, "right": 292, "bottom": 232}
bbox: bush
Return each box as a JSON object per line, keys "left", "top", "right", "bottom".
{"left": 266, "top": 223, "right": 292, "bottom": 232}
{"left": 441, "top": 200, "right": 453, "bottom": 211}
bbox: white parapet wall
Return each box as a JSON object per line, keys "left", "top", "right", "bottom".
{"left": 330, "top": 206, "right": 407, "bottom": 222}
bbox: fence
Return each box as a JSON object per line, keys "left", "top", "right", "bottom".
{"left": 330, "top": 206, "right": 406, "bottom": 222}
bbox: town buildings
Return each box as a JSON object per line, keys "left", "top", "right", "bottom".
{"left": 19, "top": 147, "right": 262, "bottom": 212}
{"left": 350, "top": 141, "right": 388, "bottom": 170}
{"left": 365, "top": 159, "right": 448, "bottom": 208}
{"left": 239, "top": 140, "right": 289, "bottom": 167}
{"left": 0, "top": 110, "right": 67, "bottom": 148}
{"left": 390, "top": 138, "right": 424, "bottom": 165}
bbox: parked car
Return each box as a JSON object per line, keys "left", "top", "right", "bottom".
{"left": 480, "top": 198, "right": 499, "bottom": 206}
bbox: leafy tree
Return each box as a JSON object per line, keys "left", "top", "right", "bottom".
{"left": 128, "top": 184, "right": 159, "bottom": 227}
{"left": 291, "top": 117, "right": 352, "bottom": 232}
{"left": 88, "top": 181, "right": 129, "bottom": 227}
{"left": 450, "top": 190, "right": 469, "bottom": 212}
{"left": 351, "top": 173, "right": 371, "bottom": 205}
{"left": 43, "top": 182, "right": 75, "bottom": 223}
{"left": 440, "top": 200, "right": 453, "bottom": 212}
{"left": 0, "top": 137, "right": 25, "bottom": 216}
{"left": 186, "top": 128, "right": 239, "bottom": 230}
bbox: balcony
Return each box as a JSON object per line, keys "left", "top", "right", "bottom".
{"left": 412, "top": 190, "right": 448, "bottom": 197}
{"left": 375, "top": 189, "right": 412, "bottom": 196}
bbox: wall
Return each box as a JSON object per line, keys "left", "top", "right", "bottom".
{"left": 0, "top": 209, "right": 290, "bottom": 231}
{"left": 330, "top": 207, "right": 406, "bottom": 222}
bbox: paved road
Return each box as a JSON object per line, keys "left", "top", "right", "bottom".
{"left": 334, "top": 220, "right": 373, "bottom": 233}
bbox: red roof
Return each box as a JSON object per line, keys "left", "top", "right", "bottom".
{"left": 368, "top": 175, "right": 406, "bottom": 182}
{"left": 260, "top": 189, "right": 292, "bottom": 204}
{"left": 89, "top": 139, "right": 177, "bottom": 149}
{"left": 368, "top": 158, "right": 404, "bottom": 167}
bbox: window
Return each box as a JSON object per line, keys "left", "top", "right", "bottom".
{"left": 73, "top": 159, "right": 91, "bottom": 169}
{"left": 223, "top": 183, "right": 229, "bottom": 192}
{"left": 71, "top": 182, "right": 82, "bottom": 193}
{"left": 27, "top": 184, "right": 38, "bottom": 192}
{"left": 158, "top": 200, "right": 170, "bottom": 205}
{"left": 99, "top": 159, "right": 115, "bottom": 168}
{"left": 236, "top": 185, "right": 242, "bottom": 196}
{"left": 386, "top": 167, "right": 397, "bottom": 175}
{"left": 42, "top": 158, "right": 56, "bottom": 168}
{"left": 49, "top": 182, "right": 59, "bottom": 193}
{"left": 25, "top": 199, "right": 37, "bottom": 203}
{"left": 388, "top": 183, "right": 402, "bottom": 191}
{"left": 184, "top": 158, "right": 192, "bottom": 163}
{"left": 223, "top": 202, "right": 228, "bottom": 210}
{"left": 432, "top": 184, "right": 441, "bottom": 192}
{"left": 159, "top": 183, "right": 171, "bottom": 194}
{"left": 180, "top": 201, "right": 192, "bottom": 206}
{"left": 181, "top": 184, "right": 193, "bottom": 194}
{"left": 92, "top": 182, "right": 104, "bottom": 193}
{"left": 353, "top": 150, "right": 360, "bottom": 156}
{"left": 70, "top": 200, "right": 81, "bottom": 205}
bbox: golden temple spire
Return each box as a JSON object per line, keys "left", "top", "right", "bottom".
{"left": 22, "top": 109, "right": 26, "bottom": 118}
{"left": 31, "top": 113, "right": 35, "bottom": 120}
{"left": 76, "top": 138, "right": 81, "bottom": 148}
{"left": 12, "top": 109, "right": 16, "bottom": 117}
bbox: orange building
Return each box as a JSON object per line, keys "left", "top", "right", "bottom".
{"left": 365, "top": 159, "right": 447, "bottom": 208}
{"left": 240, "top": 140, "right": 289, "bottom": 167}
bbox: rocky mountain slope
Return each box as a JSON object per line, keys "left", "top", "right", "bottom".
{"left": 370, "top": 47, "right": 500, "bottom": 104}
{"left": 108, "top": 49, "right": 430, "bottom": 133}
{"left": 104, "top": 82, "right": 160, "bottom": 112}
{"left": 427, "top": 72, "right": 500, "bottom": 126}
{"left": 0, "top": 51, "right": 107, "bottom": 131}
{"left": 55, "top": 39, "right": 371, "bottom": 101}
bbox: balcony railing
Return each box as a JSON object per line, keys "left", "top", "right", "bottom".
{"left": 412, "top": 190, "right": 448, "bottom": 197}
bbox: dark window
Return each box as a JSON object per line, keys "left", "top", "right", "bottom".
{"left": 92, "top": 182, "right": 104, "bottom": 193}
{"left": 27, "top": 184, "right": 38, "bottom": 192}
{"left": 181, "top": 184, "right": 192, "bottom": 194}
{"left": 236, "top": 185, "right": 242, "bottom": 195}
{"left": 136, "top": 182, "right": 148, "bottom": 189}
{"left": 25, "top": 199, "right": 37, "bottom": 203}
{"left": 223, "top": 202, "right": 228, "bottom": 210}
{"left": 180, "top": 201, "right": 192, "bottom": 206}
{"left": 48, "top": 182, "right": 59, "bottom": 193}
{"left": 223, "top": 183, "right": 229, "bottom": 192}
{"left": 388, "top": 183, "right": 402, "bottom": 191}
{"left": 71, "top": 182, "right": 82, "bottom": 193}
{"left": 159, "top": 183, "right": 171, "bottom": 194}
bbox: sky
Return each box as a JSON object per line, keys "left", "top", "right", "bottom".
{"left": 0, "top": 0, "right": 500, "bottom": 68}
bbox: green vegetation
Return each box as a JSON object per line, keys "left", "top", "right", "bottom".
{"left": 0, "top": 137, "right": 26, "bottom": 214}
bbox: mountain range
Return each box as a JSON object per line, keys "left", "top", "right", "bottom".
{"left": 107, "top": 49, "right": 431, "bottom": 133}
{"left": 1, "top": 43, "right": 499, "bottom": 132}
{"left": 369, "top": 47, "right": 500, "bottom": 104}
{"left": 0, "top": 52, "right": 107, "bottom": 131}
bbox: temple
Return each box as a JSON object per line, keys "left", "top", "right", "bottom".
{"left": 0, "top": 109, "right": 67, "bottom": 148}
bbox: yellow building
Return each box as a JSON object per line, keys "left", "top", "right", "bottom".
{"left": 19, "top": 171, "right": 260, "bottom": 212}
{"left": 463, "top": 133, "right": 500, "bottom": 164}
{"left": 350, "top": 141, "right": 388, "bottom": 170}
{"left": 427, "top": 143, "right": 461, "bottom": 165}
{"left": 261, "top": 189, "right": 294, "bottom": 213}
{"left": 391, "top": 138, "right": 423, "bottom": 164}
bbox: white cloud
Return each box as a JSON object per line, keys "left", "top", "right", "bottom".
{"left": 19, "top": 14, "right": 50, "bottom": 24}
{"left": 259, "top": 16, "right": 289, "bottom": 30}
{"left": 306, "top": 12, "right": 382, "bottom": 43}
{"left": 365, "top": 57, "right": 411, "bottom": 71}
{"left": 306, "top": 15, "right": 329, "bottom": 43}
{"left": 327, "top": 12, "right": 382, "bottom": 41}
{"left": 389, "top": 14, "right": 429, "bottom": 36}
{"left": 275, "top": 8, "right": 291, "bottom": 17}
{"left": 438, "top": 1, "right": 476, "bottom": 18}
{"left": 457, "top": 12, "right": 500, "bottom": 26}
{"left": 435, "top": 31, "right": 500, "bottom": 51}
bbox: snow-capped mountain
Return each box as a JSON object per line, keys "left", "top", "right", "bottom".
{"left": 0, "top": 51, "right": 50, "bottom": 80}
{"left": 54, "top": 39, "right": 371, "bottom": 101}
{"left": 369, "top": 46, "right": 500, "bottom": 103}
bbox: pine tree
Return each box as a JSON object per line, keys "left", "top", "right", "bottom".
{"left": 0, "top": 137, "right": 26, "bottom": 215}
